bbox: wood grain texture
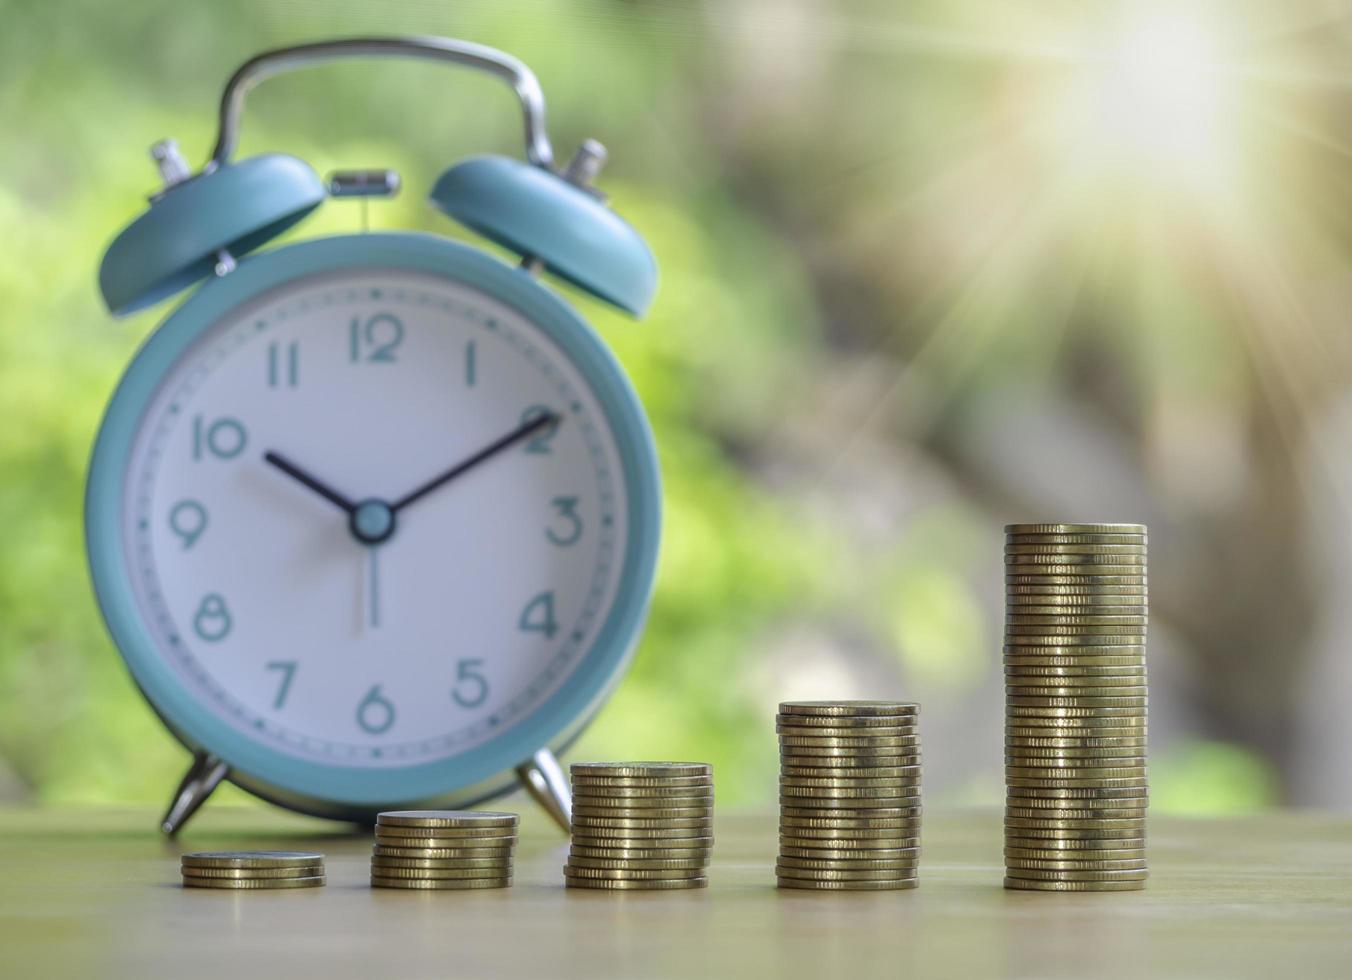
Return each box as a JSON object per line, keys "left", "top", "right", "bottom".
{"left": 1, "top": 807, "right": 1349, "bottom": 979}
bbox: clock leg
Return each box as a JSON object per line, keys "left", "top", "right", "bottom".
{"left": 515, "top": 747, "right": 571, "bottom": 834}
{"left": 159, "top": 751, "right": 230, "bottom": 836}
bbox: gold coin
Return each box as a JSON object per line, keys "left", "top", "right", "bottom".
{"left": 1005, "top": 574, "right": 1146, "bottom": 585}
{"left": 370, "top": 857, "right": 513, "bottom": 871}
{"left": 1006, "top": 763, "right": 1146, "bottom": 778}
{"left": 778, "top": 848, "right": 919, "bottom": 864}
{"left": 1006, "top": 716, "right": 1147, "bottom": 730}
{"left": 1005, "top": 600, "right": 1148, "bottom": 613}
{"left": 183, "top": 875, "right": 326, "bottom": 890}
{"left": 1004, "top": 868, "right": 1149, "bottom": 882}
{"left": 1005, "top": 676, "right": 1147, "bottom": 689}
{"left": 776, "top": 725, "right": 917, "bottom": 739}
{"left": 1005, "top": 858, "right": 1146, "bottom": 872}
{"left": 569, "top": 775, "right": 713, "bottom": 789}
{"left": 1006, "top": 826, "right": 1144, "bottom": 840}
{"left": 1004, "top": 847, "right": 1146, "bottom": 862}
{"left": 779, "top": 701, "right": 919, "bottom": 718}
{"left": 778, "top": 858, "right": 919, "bottom": 874}
{"left": 1007, "top": 552, "right": 1147, "bottom": 564}
{"left": 1004, "top": 655, "right": 1145, "bottom": 668}
{"left": 1006, "top": 584, "right": 1148, "bottom": 595}
{"left": 1005, "top": 544, "right": 1147, "bottom": 556}
{"left": 1005, "top": 664, "right": 1147, "bottom": 676}
{"left": 780, "top": 834, "right": 921, "bottom": 848}
{"left": 564, "top": 856, "right": 708, "bottom": 871}
{"left": 780, "top": 765, "right": 921, "bottom": 780}
{"left": 1006, "top": 533, "right": 1145, "bottom": 544}
{"left": 1008, "top": 787, "right": 1147, "bottom": 802}
{"left": 371, "top": 876, "right": 511, "bottom": 890}
{"left": 1005, "top": 735, "right": 1146, "bottom": 748}
{"left": 372, "top": 845, "right": 515, "bottom": 859}
{"left": 569, "top": 826, "right": 714, "bottom": 841}
{"left": 779, "top": 797, "right": 920, "bottom": 811}
{"left": 564, "top": 875, "right": 708, "bottom": 890}
{"left": 1005, "top": 523, "right": 1146, "bottom": 535}
{"left": 1005, "top": 817, "right": 1146, "bottom": 831}
{"left": 1004, "top": 877, "right": 1145, "bottom": 892}
{"left": 778, "top": 735, "right": 919, "bottom": 750}
{"left": 180, "top": 851, "right": 325, "bottom": 869}
{"left": 1007, "top": 808, "right": 1147, "bottom": 821}
{"left": 1006, "top": 637, "right": 1148, "bottom": 649}
{"left": 367, "top": 865, "right": 514, "bottom": 880}
{"left": 1005, "top": 747, "right": 1146, "bottom": 762}
{"left": 780, "top": 771, "right": 922, "bottom": 787}
{"left": 569, "top": 795, "right": 713, "bottom": 811}
{"left": 568, "top": 784, "right": 717, "bottom": 799}
{"left": 1007, "top": 707, "right": 1147, "bottom": 721}
{"left": 1007, "top": 613, "right": 1148, "bottom": 626}
{"left": 779, "top": 805, "right": 922, "bottom": 820}
{"left": 563, "top": 865, "right": 706, "bottom": 880}
{"left": 779, "top": 812, "right": 922, "bottom": 828}
{"left": 775, "top": 866, "right": 916, "bottom": 881}
{"left": 780, "top": 749, "right": 920, "bottom": 764}
{"left": 181, "top": 865, "right": 323, "bottom": 879}
{"left": 570, "top": 806, "right": 712, "bottom": 821}
{"left": 376, "top": 810, "right": 517, "bottom": 829}
{"left": 1005, "top": 794, "right": 1148, "bottom": 809}
{"left": 374, "top": 825, "right": 518, "bottom": 840}
{"left": 570, "top": 762, "right": 711, "bottom": 779}
{"left": 776, "top": 876, "right": 916, "bottom": 891}
{"left": 780, "top": 780, "right": 921, "bottom": 796}
{"left": 1005, "top": 837, "right": 1146, "bottom": 851}
{"left": 573, "top": 811, "right": 719, "bottom": 827}
{"left": 775, "top": 713, "right": 919, "bottom": 728}
{"left": 567, "top": 844, "right": 711, "bottom": 859}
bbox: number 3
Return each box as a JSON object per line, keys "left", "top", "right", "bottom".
{"left": 546, "top": 496, "right": 583, "bottom": 546}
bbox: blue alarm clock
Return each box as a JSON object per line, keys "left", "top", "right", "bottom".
{"left": 87, "top": 37, "right": 660, "bottom": 835}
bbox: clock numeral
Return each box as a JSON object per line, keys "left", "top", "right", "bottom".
{"left": 349, "top": 313, "right": 404, "bottom": 363}
{"left": 546, "top": 496, "right": 583, "bottom": 546}
{"left": 192, "top": 593, "right": 232, "bottom": 642}
{"left": 267, "top": 340, "right": 299, "bottom": 387}
{"left": 168, "top": 499, "right": 208, "bottom": 550}
{"left": 356, "top": 684, "right": 397, "bottom": 734}
{"left": 451, "top": 658, "right": 489, "bottom": 708}
{"left": 266, "top": 660, "right": 297, "bottom": 709}
{"left": 520, "top": 405, "right": 560, "bottom": 454}
{"left": 464, "top": 340, "right": 477, "bottom": 387}
{"left": 518, "top": 591, "right": 558, "bottom": 639}
{"left": 192, "top": 415, "right": 248, "bottom": 461}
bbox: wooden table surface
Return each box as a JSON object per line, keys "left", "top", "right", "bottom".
{"left": 2, "top": 806, "right": 1349, "bottom": 979}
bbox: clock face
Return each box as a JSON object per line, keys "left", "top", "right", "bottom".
{"left": 117, "top": 267, "right": 633, "bottom": 770}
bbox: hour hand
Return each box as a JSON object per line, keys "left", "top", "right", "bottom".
{"left": 263, "top": 451, "right": 357, "bottom": 514}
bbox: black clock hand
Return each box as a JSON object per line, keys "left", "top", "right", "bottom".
{"left": 263, "top": 450, "right": 358, "bottom": 513}
{"left": 391, "top": 412, "right": 559, "bottom": 513}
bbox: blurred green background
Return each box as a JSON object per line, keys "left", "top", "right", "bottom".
{"left": 4, "top": 0, "right": 1350, "bottom": 816}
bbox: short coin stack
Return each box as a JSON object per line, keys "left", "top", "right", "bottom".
{"left": 776, "top": 701, "right": 922, "bottom": 891}
{"left": 370, "top": 810, "right": 517, "bottom": 890}
{"left": 1004, "top": 523, "right": 1148, "bottom": 892}
{"left": 180, "top": 850, "right": 325, "bottom": 890}
{"left": 565, "top": 762, "right": 713, "bottom": 890}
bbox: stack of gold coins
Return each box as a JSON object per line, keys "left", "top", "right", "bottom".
{"left": 1004, "top": 523, "right": 1149, "bottom": 892}
{"left": 565, "top": 762, "right": 713, "bottom": 890}
{"left": 370, "top": 810, "right": 518, "bottom": 890}
{"left": 776, "top": 701, "right": 922, "bottom": 891}
{"left": 180, "top": 850, "right": 325, "bottom": 890}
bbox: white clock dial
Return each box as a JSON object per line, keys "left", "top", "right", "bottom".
{"left": 121, "top": 270, "right": 628, "bottom": 767}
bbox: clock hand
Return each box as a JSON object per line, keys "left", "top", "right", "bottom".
{"left": 262, "top": 451, "right": 358, "bottom": 513}
{"left": 391, "top": 411, "right": 559, "bottom": 513}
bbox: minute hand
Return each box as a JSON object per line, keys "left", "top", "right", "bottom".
{"left": 391, "top": 412, "right": 559, "bottom": 513}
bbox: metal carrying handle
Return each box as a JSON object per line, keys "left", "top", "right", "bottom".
{"left": 208, "top": 35, "right": 555, "bottom": 170}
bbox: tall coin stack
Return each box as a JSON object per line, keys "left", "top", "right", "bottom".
{"left": 370, "top": 810, "right": 518, "bottom": 890}
{"left": 776, "top": 701, "right": 922, "bottom": 891}
{"left": 565, "top": 762, "right": 713, "bottom": 890}
{"left": 1004, "top": 523, "right": 1148, "bottom": 892}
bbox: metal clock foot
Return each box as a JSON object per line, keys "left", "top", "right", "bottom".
{"left": 160, "top": 751, "right": 230, "bottom": 836}
{"left": 515, "top": 747, "right": 571, "bottom": 833}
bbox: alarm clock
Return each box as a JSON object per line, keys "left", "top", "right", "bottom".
{"left": 87, "top": 37, "right": 660, "bottom": 835}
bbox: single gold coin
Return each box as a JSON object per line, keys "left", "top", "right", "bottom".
{"left": 777, "top": 876, "right": 916, "bottom": 891}
{"left": 563, "top": 865, "right": 706, "bottom": 880}
{"left": 367, "top": 865, "right": 514, "bottom": 880}
{"left": 1005, "top": 676, "right": 1147, "bottom": 690}
{"left": 180, "top": 865, "right": 324, "bottom": 880}
{"left": 564, "top": 855, "right": 708, "bottom": 871}
{"left": 1004, "top": 847, "right": 1146, "bottom": 862}
{"left": 570, "top": 762, "right": 711, "bottom": 779}
{"left": 1007, "top": 611, "right": 1147, "bottom": 624}
{"left": 564, "top": 875, "right": 708, "bottom": 890}
{"left": 1004, "top": 877, "right": 1145, "bottom": 892}
{"left": 1005, "top": 837, "right": 1146, "bottom": 851}
{"left": 780, "top": 834, "right": 921, "bottom": 849}
{"left": 780, "top": 781, "right": 921, "bottom": 798}
{"left": 371, "top": 876, "right": 511, "bottom": 890}
{"left": 568, "top": 846, "right": 711, "bottom": 862}
{"left": 776, "top": 725, "right": 917, "bottom": 739}
{"left": 569, "top": 775, "right": 713, "bottom": 789}
{"left": 1006, "top": 763, "right": 1146, "bottom": 777}
{"left": 570, "top": 791, "right": 713, "bottom": 806}
{"left": 780, "top": 765, "right": 921, "bottom": 780}
{"left": 779, "top": 812, "right": 921, "bottom": 829}
{"left": 180, "top": 850, "right": 325, "bottom": 869}
{"left": 1006, "top": 523, "right": 1145, "bottom": 535}
{"left": 376, "top": 810, "right": 517, "bottom": 829}
{"left": 570, "top": 806, "right": 712, "bottom": 821}
{"left": 372, "top": 844, "right": 514, "bottom": 859}
{"left": 1006, "top": 735, "right": 1146, "bottom": 748}
{"left": 568, "top": 783, "right": 717, "bottom": 799}
{"left": 780, "top": 748, "right": 919, "bottom": 763}
{"left": 775, "top": 866, "right": 915, "bottom": 882}
{"left": 780, "top": 805, "right": 922, "bottom": 820}
{"left": 779, "top": 770, "right": 922, "bottom": 786}
{"left": 779, "top": 735, "right": 919, "bottom": 749}
{"left": 779, "top": 701, "right": 919, "bottom": 718}
{"left": 779, "top": 797, "right": 920, "bottom": 811}
{"left": 1006, "top": 532, "right": 1145, "bottom": 544}
{"left": 1006, "top": 716, "right": 1147, "bottom": 730}
{"left": 1004, "top": 868, "right": 1149, "bottom": 882}
{"left": 374, "top": 825, "right": 518, "bottom": 840}
{"left": 1006, "top": 744, "right": 1146, "bottom": 757}
{"left": 775, "top": 713, "right": 919, "bottom": 729}
{"left": 1007, "top": 707, "right": 1146, "bottom": 721}
{"left": 183, "top": 875, "right": 326, "bottom": 890}
{"left": 571, "top": 816, "right": 713, "bottom": 831}
{"left": 778, "top": 848, "right": 919, "bottom": 864}
{"left": 1005, "top": 857, "right": 1148, "bottom": 872}
{"left": 1006, "top": 826, "right": 1144, "bottom": 840}
{"left": 569, "top": 826, "right": 714, "bottom": 841}
{"left": 1006, "top": 637, "right": 1149, "bottom": 649}
{"left": 1005, "top": 543, "right": 1147, "bottom": 555}
{"left": 1008, "top": 787, "right": 1147, "bottom": 802}
{"left": 1006, "top": 552, "right": 1147, "bottom": 565}
{"left": 1006, "top": 583, "right": 1148, "bottom": 595}
{"left": 1006, "top": 805, "right": 1148, "bottom": 820}
{"left": 1005, "top": 817, "right": 1147, "bottom": 832}
{"left": 1004, "top": 654, "right": 1145, "bottom": 668}
{"left": 1005, "top": 574, "right": 1146, "bottom": 586}
{"left": 370, "top": 856, "right": 513, "bottom": 871}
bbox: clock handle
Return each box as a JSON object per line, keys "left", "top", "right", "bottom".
{"left": 208, "top": 36, "right": 555, "bottom": 170}
{"left": 159, "top": 751, "right": 230, "bottom": 837}
{"left": 515, "top": 748, "right": 572, "bottom": 834}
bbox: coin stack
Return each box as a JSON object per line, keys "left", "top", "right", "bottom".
{"left": 370, "top": 810, "right": 518, "bottom": 890}
{"left": 180, "top": 850, "right": 326, "bottom": 890}
{"left": 1004, "top": 523, "right": 1148, "bottom": 892}
{"left": 564, "top": 762, "right": 713, "bottom": 890}
{"left": 776, "top": 701, "right": 922, "bottom": 891}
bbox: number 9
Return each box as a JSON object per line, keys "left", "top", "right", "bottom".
{"left": 169, "top": 500, "right": 208, "bottom": 550}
